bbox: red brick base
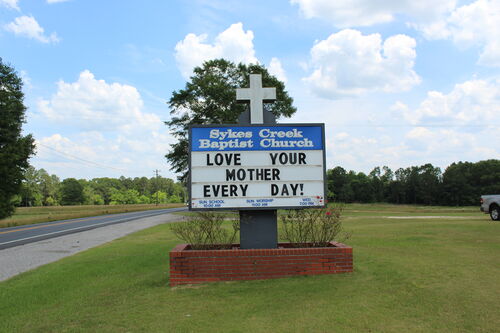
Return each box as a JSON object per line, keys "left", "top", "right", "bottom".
{"left": 169, "top": 242, "right": 353, "bottom": 286}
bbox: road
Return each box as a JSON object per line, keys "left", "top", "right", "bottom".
{"left": 0, "top": 207, "right": 187, "bottom": 250}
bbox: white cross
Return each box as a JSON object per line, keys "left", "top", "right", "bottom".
{"left": 236, "top": 74, "right": 276, "bottom": 124}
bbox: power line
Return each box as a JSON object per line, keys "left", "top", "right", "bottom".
{"left": 36, "top": 141, "right": 130, "bottom": 172}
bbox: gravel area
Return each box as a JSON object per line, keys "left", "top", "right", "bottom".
{"left": 0, "top": 212, "right": 185, "bottom": 282}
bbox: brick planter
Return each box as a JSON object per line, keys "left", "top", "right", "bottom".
{"left": 169, "top": 242, "right": 352, "bottom": 286}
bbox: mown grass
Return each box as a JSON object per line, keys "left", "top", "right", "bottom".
{"left": 0, "top": 204, "right": 498, "bottom": 332}
{"left": 0, "top": 203, "right": 184, "bottom": 228}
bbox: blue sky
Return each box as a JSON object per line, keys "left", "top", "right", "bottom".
{"left": 1, "top": 0, "right": 499, "bottom": 180}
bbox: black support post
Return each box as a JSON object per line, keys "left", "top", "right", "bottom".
{"left": 238, "top": 108, "right": 278, "bottom": 249}
{"left": 239, "top": 210, "right": 277, "bottom": 249}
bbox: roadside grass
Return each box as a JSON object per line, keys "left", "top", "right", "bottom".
{"left": 0, "top": 203, "right": 184, "bottom": 228}
{"left": 344, "top": 203, "right": 479, "bottom": 217}
{"left": 0, "top": 204, "right": 498, "bottom": 332}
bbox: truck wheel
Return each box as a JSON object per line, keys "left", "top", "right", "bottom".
{"left": 490, "top": 205, "right": 500, "bottom": 221}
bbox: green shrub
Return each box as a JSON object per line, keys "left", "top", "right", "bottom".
{"left": 170, "top": 211, "right": 239, "bottom": 250}
{"left": 279, "top": 205, "right": 349, "bottom": 247}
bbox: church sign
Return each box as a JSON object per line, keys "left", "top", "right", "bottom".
{"left": 171, "top": 74, "right": 353, "bottom": 287}
{"left": 189, "top": 123, "right": 326, "bottom": 210}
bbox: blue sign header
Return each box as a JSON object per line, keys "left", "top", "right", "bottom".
{"left": 191, "top": 125, "right": 324, "bottom": 151}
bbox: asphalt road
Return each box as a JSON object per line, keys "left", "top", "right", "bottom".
{"left": 0, "top": 207, "right": 187, "bottom": 250}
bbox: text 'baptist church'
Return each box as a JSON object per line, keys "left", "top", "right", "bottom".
{"left": 198, "top": 128, "right": 314, "bottom": 150}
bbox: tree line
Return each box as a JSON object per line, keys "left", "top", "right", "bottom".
{"left": 326, "top": 159, "right": 500, "bottom": 206}
{"left": 16, "top": 166, "right": 187, "bottom": 207}
{"left": 17, "top": 159, "right": 499, "bottom": 208}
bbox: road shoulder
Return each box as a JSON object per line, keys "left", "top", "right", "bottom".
{"left": 0, "top": 212, "right": 185, "bottom": 282}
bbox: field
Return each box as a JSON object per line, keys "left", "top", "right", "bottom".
{"left": 0, "top": 204, "right": 498, "bottom": 332}
{"left": 0, "top": 203, "right": 184, "bottom": 228}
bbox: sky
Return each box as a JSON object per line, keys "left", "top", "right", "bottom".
{"left": 1, "top": 0, "right": 499, "bottom": 180}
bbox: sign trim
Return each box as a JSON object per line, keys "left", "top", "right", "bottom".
{"left": 188, "top": 123, "right": 327, "bottom": 211}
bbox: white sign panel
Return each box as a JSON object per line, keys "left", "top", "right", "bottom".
{"left": 189, "top": 124, "right": 325, "bottom": 210}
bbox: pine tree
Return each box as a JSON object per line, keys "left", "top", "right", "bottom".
{"left": 0, "top": 58, "right": 35, "bottom": 218}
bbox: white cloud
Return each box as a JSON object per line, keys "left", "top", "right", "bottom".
{"left": 388, "top": 78, "right": 500, "bottom": 167}
{"left": 36, "top": 134, "right": 102, "bottom": 168}
{"left": 33, "top": 71, "right": 178, "bottom": 179}
{"left": 291, "top": 0, "right": 456, "bottom": 28}
{"left": 390, "top": 101, "right": 410, "bottom": 117}
{"left": 410, "top": 0, "right": 500, "bottom": 67}
{"left": 304, "top": 29, "right": 420, "bottom": 98}
{"left": 327, "top": 133, "right": 395, "bottom": 171}
{"left": 4, "top": 16, "right": 59, "bottom": 43}
{"left": 446, "top": 0, "right": 500, "bottom": 67}
{"left": 323, "top": 124, "right": 498, "bottom": 174}
{"left": 290, "top": 83, "right": 498, "bottom": 173}
{"left": 404, "top": 127, "right": 497, "bottom": 160}
{"left": 291, "top": 0, "right": 499, "bottom": 67}
{"left": 0, "top": 0, "right": 19, "bottom": 10}
{"left": 401, "top": 78, "right": 500, "bottom": 125}
{"left": 268, "top": 57, "right": 287, "bottom": 83}
{"left": 34, "top": 130, "right": 177, "bottom": 180}
{"left": 38, "top": 70, "right": 162, "bottom": 133}
{"left": 47, "top": 0, "right": 69, "bottom": 3}
{"left": 19, "top": 70, "right": 32, "bottom": 89}
{"left": 335, "top": 132, "right": 349, "bottom": 141}
{"left": 174, "top": 22, "right": 258, "bottom": 78}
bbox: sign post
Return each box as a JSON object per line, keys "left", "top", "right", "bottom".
{"left": 189, "top": 74, "right": 326, "bottom": 249}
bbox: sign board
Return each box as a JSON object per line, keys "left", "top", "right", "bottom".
{"left": 189, "top": 124, "right": 326, "bottom": 210}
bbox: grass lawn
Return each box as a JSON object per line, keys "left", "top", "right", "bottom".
{"left": 0, "top": 204, "right": 498, "bottom": 332}
{"left": 0, "top": 203, "right": 184, "bottom": 228}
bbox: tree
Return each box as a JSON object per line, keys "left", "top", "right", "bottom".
{"left": 123, "top": 189, "right": 140, "bottom": 204}
{"left": 38, "top": 169, "right": 60, "bottom": 205}
{"left": 88, "top": 178, "right": 124, "bottom": 204}
{"left": 109, "top": 188, "right": 125, "bottom": 205}
{"left": 473, "top": 160, "right": 500, "bottom": 196}
{"left": 168, "top": 194, "right": 182, "bottom": 203}
{"left": 350, "top": 172, "right": 373, "bottom": 203}
{"left": 138, "top": 194, "right": 150, "bottom": 204}
{"left": 60, "top": 178, "right": 84, "bottom": 205}
{"left": 369, "top": 167, "right": 384, "bottom": 202}
{"left": 119, "top": 176, "right": 134, "bottom": 190}
{"left": 0, "top": 58, "right": 35, "bottom": 218}
{"left": 18, "top": 167, "right": 61, "bottom": 206}
{"left": 326, "top": 166, "right": 348, "bottom": 202}
{"left": 83, "top": 185, "right": 104, "bottom": 205}
{"left": 132, "top": 176, "right": 150, "bottom": 196}
{"left": 165, "top": 59, "right": 297, "bottom": 181}
{"left": 441, "top": 160, "right": 500, "bottom": 205}
{"left": 152, "top": 190, "right": 168, "bottom": 203}
{"left": 414, "top": 164, "right": 442, "bottom": 205}
{"left": 20, "top": 166, "right": 42, "bottom": 207}
{"left": 109, "top": 188, "right": 141, "bottom": 205}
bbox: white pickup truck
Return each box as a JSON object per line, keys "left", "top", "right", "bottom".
{"left": 480, "top": 195, "right": 500, "bottom": 221}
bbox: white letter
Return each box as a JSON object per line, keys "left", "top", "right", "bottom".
{"left": 209, "top": 129, "right": 219, "bottom": 139}
{"left": 199, "top": 139, "right": 210, "bottom": 148}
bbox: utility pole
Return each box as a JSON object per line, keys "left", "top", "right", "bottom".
{"left": 154, "top": 169, "right": 160, "bottom": 206}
